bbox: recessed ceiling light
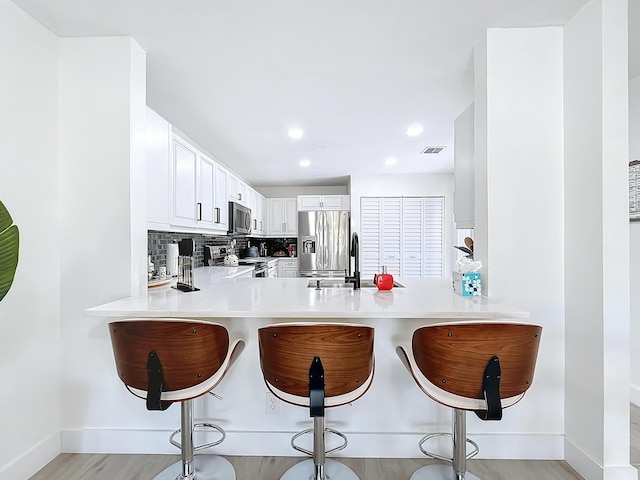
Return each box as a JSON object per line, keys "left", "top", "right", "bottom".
{"left": 288, "top": 127, "right": 303, "bottom": 139}
{"left": 384, "top": 157, "right": 397, "bottom": 166}
{"left": 299, "top": 159, "right": 311, "bottom": 168}
{"left": 406, "top": 124, "right": 423, "bottom": 137}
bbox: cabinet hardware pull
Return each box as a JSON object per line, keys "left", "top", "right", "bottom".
{"left": 238, "top": 193, "right": 242, "bottom": 201}
{"left": 282, "top": 222, "right": 286, "bottom": 232}
{"left": 215, "top": 207, "right": 220, "bottom": 224}
{"left": 197, "top": 202, "right": 202, "bottom": 221}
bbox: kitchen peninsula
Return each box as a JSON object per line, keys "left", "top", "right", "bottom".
{"left": 83, "top": 268, "right": 538, "bottom": 460}
{"left": 87, "top": 267, "right": 528, "bottom": 319}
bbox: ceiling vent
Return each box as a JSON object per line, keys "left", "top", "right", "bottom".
{"left": 420, "top": 146, "right": 445, "bottom": 154}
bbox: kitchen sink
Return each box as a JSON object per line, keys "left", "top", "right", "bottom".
{"left": 307, "top": 279, "right": 404, "bottom": 289}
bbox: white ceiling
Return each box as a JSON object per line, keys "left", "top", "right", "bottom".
{"left": 13, "top": 0, "right": 639, "bottom": 187}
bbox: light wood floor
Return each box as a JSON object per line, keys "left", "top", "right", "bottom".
{"left": 30, "top": 454, "right": 583, "bottom": 480}
{"left": 29, "top": 406, "right": 640, "bottom": 480}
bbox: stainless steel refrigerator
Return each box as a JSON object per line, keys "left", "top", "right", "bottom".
{"left": 298, "top": 210, "right": 350, "bottom": 277}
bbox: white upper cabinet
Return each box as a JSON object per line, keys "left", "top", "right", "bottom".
{"left": 171, "top": 134, "right": 199, "bottom": 227}
{"left": 212, "top": 162, "right": 229, "bottom": 233}
{"left": 267, "top": 198, "right": 297, "bottom": 236}
{"left": 228, "top": 173, "right": 248, "bottom": 205}
{"left": 256, "top": 193, "right": 266, "bottom": 235}
{"left": 197, "top": 153, "right": 216, "bottom": 228}
{"left": 146, "top": 109, "right": 263, "bottom": 235}
{"left": 249, "top": 191, "right": 266, "bottom": 236}
{"left": 297, "top": 195, "right": 350, "bottom": 211}
{"left": 145, "top": 107, "right": 171, "bottom": 229}
{"left": 170, "top": 132, "right": 230, "bottom": 233}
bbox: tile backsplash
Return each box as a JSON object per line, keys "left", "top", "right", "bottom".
{"left": 148, "top": 231, "right": 296, "bottom": 269}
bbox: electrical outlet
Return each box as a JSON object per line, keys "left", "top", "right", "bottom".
{"left": 265, "top": 391, "right": 280, "bottom": 415}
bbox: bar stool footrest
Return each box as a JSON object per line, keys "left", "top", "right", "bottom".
{"left": 418, "top": 432, "right": 479, "bottom": 462}
{"left": 170, "top": 423, "right": 227, "bottom": 452}
{"left": 290, "top": 427, "right": 348, "bottom": 456}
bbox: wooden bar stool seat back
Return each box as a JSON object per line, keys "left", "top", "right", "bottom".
{"left": 396, "top": 321, "right": 542, "bottom": 480}
{"left": 258, "top": 322, "right": 375, "bottom": 480}
{"left": 109, "top": 318, "right": 245, "bottom": 480}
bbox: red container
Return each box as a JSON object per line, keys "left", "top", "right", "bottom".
{"left": 375, "top": 266, "right": 394, "bottom": 290}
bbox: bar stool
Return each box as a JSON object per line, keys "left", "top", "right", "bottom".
{"left": 396, "top": 321, "right": 542, "bottom": 480}
{"left": 108, "top": 318, "right": 245, "bottom": 480}
{"left": 258, "top": 322, "right": 375, "bottom": 480}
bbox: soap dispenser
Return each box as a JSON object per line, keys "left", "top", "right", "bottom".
{"left": 375, "top": 265, "right": 394, "bottom": 290}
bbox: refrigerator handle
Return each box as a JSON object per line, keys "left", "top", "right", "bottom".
{"left": 315, "top": 212, "right": 323, "bottom": 270}
{"left": 322, "top": 211, "right": 328, "bottom": 269}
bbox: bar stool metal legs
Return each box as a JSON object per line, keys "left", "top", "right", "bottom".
{"left": 153, "top": 400, "right": 235, "bottom": 480}
{"left": 409, "top": 409, "right": 480, "bottom": 480}
{"left": 281, "top": 416, "right": 358, "bottom": 480}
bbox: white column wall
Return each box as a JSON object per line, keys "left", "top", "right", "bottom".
{"left": 58, "top": 37, "right": 148, "bottom": 446}
{"left": 0, "top": 1, "right": 61, "bottom": 478}
{"left": 629, "top": 75, "right": 640, "bottom": 405}
{"left": 473, "top": 25, "right": 566, "bottom": 450}
{"left": 564, "top": 0, "right": 633, "bottom": 478}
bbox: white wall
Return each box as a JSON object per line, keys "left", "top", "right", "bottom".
{"left": 256, "top": 185, "right": 348, "bottom": 197}
{"left": 630, "top": 74, "right": 640, "bottom": 405}
{"left": 58, "top": 37, "right": 148, "bottom": 451}
{"left": 564, "top": 0, "right": 633, "bottom": 478}
{"left": 349, "top": 174, "right": 455, "bottom": 275}
{"left": 0, "top": 1, "right": 61, "bottom": 477}
{"left": 473, "top": 23, "right": 566, "bottom": 459}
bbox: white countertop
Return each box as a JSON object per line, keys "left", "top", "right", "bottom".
{"left": 87, "top": 267, "right": 529, "bottom": 319}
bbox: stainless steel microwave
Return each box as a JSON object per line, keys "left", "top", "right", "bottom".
{"left": 228, "top": 201, "right": 252, "bottom": 235}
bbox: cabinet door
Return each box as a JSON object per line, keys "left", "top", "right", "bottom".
{"left": 255, "top": 193, "right": 265, "bottom": 234}
{"left": 360, "top": 197, "right": 382, "bottom": 279}
{"left": 268, "top": 198, "right": 286, "bottom": 234}
{"left": 297, "top": 195, "right": 350, "bottom": 211}
{"left": 197, "top": 154, "right": 215, "bottom": 227}
{"left": 146, "top": 107, "right": 171, "bottom": 229}
{"left": 213, "top": 163, "right": 228, "bottom": 232}
{"left": 280, "top": 259, "right": 299, "bottom": 277}
{"left": 238, "top": 180, "right": 248, "bottom": 205}
{"left": 171, "top": 135, "right": 198, "bottom": 227}
{"left": 228, "top": 174, "right": 239, "bottom": 202}
{"left": 380, "top": 197, "right": 402, "bottom": 276}
{"left": 422, "top": 197, "right": 444, "bottom": 277}
{"left": 322, "top": 195, "right": 349, "bottom": 210}
{"left": 298, "top": 195, "right": 322, "bottom": 210}
{"left": 246, "top": 188, "right": 257, "bottom": 231}
{"left": 284, "top": 198, "right": 297, "bottom": 235}
{"left": 402, "top": 197, "right": 423, "bottom": 277}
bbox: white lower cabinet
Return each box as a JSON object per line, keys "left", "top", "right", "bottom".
{"left": 278, "top": 258, "right": 299, "bottom": 278}
{"left": 267, "top": 259, "right": 279, "bottom": 278}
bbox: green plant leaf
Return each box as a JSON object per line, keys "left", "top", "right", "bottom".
{"left": 0, "top": 201, "right": 19, "bottom": 302}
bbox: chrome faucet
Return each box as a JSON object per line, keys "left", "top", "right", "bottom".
{"left": 345, "top": 232, "right": 360, "bottom": 290}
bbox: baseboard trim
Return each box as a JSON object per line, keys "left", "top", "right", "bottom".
{"left": 564, "top": 437, "right": 637, "bottom": 480}
{"left": 630, "top": 384, "right": 640, "bottom": 407}
{"left": 0, "top": 432, "right": 60, "bottom": 479}
{"left": 62, "top": 428, "right": 564, "bottom": 460}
